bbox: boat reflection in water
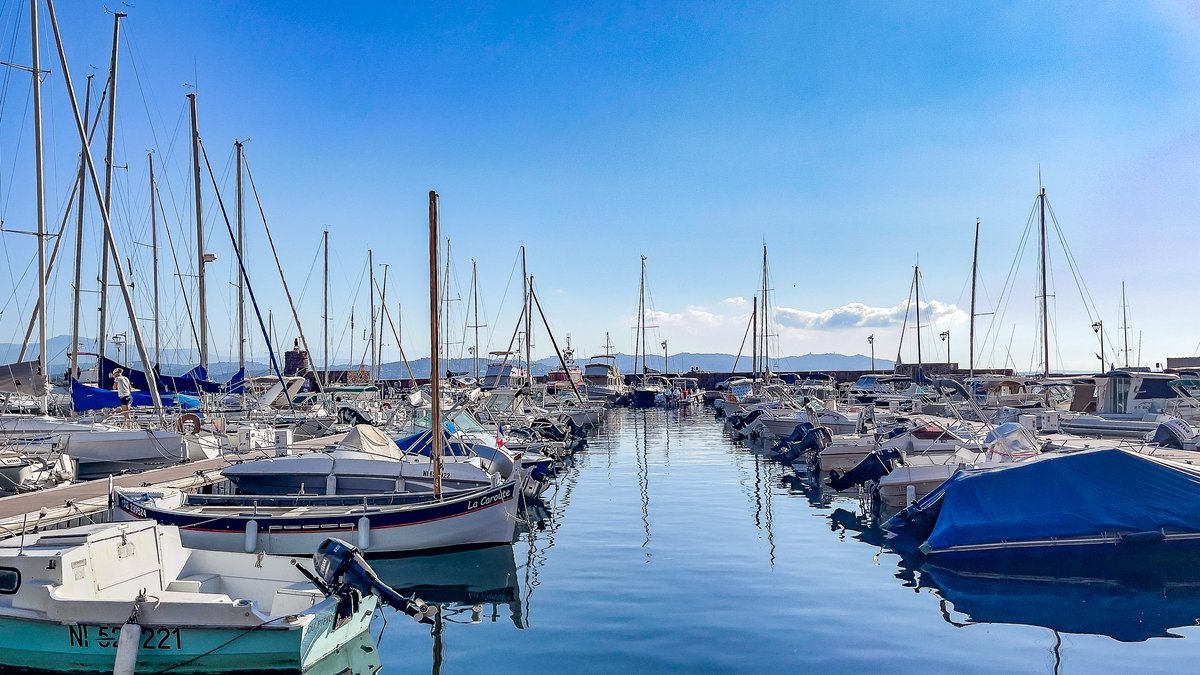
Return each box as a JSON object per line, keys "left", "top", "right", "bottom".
{"left": 302, "top": 631, "right": 383, "bottom": 675}
{"left": 917, "top": 555, "right": 1200, "bottom": 643}
{"left": 369, "top": 544, "right": 523, "bottom": 628}
{"left": 827, "top": 506, "right": 1200, "bottom": 642}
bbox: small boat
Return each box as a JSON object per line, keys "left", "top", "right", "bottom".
{"left": 0, "top": 521, "right": 434, "bottom": 673}
{"left": 113, "top": 475, "right": 521, "bottom": 556}
{"left": 884, "top": 448, "right": 1200, "bottom": 561}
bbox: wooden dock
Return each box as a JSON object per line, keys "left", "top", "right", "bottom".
{"left": 0, "top": 456, "right": 233, "bottom": 537}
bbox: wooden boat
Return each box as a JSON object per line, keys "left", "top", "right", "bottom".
{"left": 113, "top": 475, "right": 520, "bottom": 556}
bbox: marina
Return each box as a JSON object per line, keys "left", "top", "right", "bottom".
{"left": 0, "top": 1, "right": 1196, "bottom": 672}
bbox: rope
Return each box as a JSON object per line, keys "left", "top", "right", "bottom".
{"left": 150, "top": 615, "right": 288, "bottom": 674}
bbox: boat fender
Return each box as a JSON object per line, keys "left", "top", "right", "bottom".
{"left": 357, "top": 517, "right": 370, "bottom": 550}
{"left": 245, "top": 520, "right": 259, "bottom": 553}
{"left": 113, "top": 622, "right": 142, "bottom": 675}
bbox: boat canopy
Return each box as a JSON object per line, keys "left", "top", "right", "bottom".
{"left": 0, "top": 360, "right": 48, "bottom": 396}
{"left": 886, "top": 449, "right": 1200, "bottom": 554}
{"left": 99, "top": 356, "right": 224, "bottom": 394}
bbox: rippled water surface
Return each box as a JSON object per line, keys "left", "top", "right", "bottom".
{"left": 360, "top": 407, "right": 1200, "bottom": 673}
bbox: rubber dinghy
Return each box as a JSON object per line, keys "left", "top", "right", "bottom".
{"left": 884, "top": 448, "right": 1200, "bottom": 562}
{"left": 0, "top": 521, "right": 434, "bottom": 673}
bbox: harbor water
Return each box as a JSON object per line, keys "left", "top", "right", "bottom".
{"left": 368, "top": 407, "right": 1200, "bottom": 673}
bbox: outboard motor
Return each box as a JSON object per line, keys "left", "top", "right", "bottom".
{"left": 1152, "top": 418, "right": 1198, "bottom": 449}
{"left": 827, "top": 448, "right": 902, "bottom": 492}
{"left": 305, "top": 538, "right": 438, "bottom": 624}
{"left": 777, "top": 424, "right": 833, "bottom": 463}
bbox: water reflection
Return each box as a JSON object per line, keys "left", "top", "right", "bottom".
{"left": 371, "top": 545, "right": 523, "bottom": 629}
{"left": 304, "top": 630, "right": 383, "bottom": 675}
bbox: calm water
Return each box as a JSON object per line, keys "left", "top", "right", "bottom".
{"left": 354, "top": 407, "right": 1200, "bottom": 674}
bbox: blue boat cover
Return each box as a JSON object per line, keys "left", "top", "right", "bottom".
{"left": 889, "top": 448, "right": 1200, "bottom": 552}
{"left": 99, "top": 356, "right": 224, "bottom": 394}
{"left": 395, "top": 428, "right": 474, "bottom": 457}
{"left": 71, "top": 378, "right": 202, "bottom": 412}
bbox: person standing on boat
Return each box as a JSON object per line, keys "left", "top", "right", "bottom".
{"left": 112, "top": 368, "right": 134, "bottom": 428}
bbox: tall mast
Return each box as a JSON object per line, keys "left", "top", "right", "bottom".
{"left": 751, "top": 296, "right": 758, "bottom": 380}
{"left": 368, "top": 249, "right": 376, "bottom": 382}
{"left": 969, "top": 219, "right": 979, "bottom": 378}
{"left": 323, "top": 230, "right": 329, "bottom": 383}
{"left": 442, "top": 239, "right": 451, "bottom": 363}
{"left": 349, "top": 306, "right": 355, "bottom": 375}
{"left": 1121, "top": 281, "right": 1130, "bottom": 368}
{"left": 639, "top": 256, "right": 647, "bottom": 376}
{"left": 235, "top": 140, "right": 246, "bottom": 373}
{"left": 188, "top": 92, "right": 208, "bottom": 372}
{"left": 521, "top": 245, "right": 531, "bottom": 385}
{"left": 914, "top": 265, "right": 923, "bottom": 368}
{"left": 471, "top": 260, "right": 479, "bottom": 379}
{"left": 97, "top": 11, "right": 125, "bottom": 369}
{"left": 379, "top": 263, "right": 389, "bottom": 377}
{"left": 149, "top": 152, "right": 160, "bottom": 368}
{"left": 45, "top": 0, "right": 163, "bottom": 413}
{"left": 1039, "top": 187, "right": 1050, "bottom": 377}
{"left": 69, "top": 74, "right": 93, "bottom": 380}
{"left": 428, "top": 191, "right": 443, "bottom": 498}
{"left": 761, "top": 244, "right": 768, "bottom": 376}
{"left": 31, "top": 0, "right": 47, "bottom": 412}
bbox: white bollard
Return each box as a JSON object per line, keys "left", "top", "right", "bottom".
{"left": 906, "top": 485, "right": 916, "bottom": 505}
{"left": 326, "top": 474, "right": 338, "bottom": 496}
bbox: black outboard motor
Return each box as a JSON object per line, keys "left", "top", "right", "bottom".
{"left": 302, "top": 538, "right": 438, "bottom": 624}
{"left": 777, "top": 425, "right": 833, "bottom": 463}
{"left": 827, "top": 448, "right": 902, "bottom": 492}
{"left": 1152, "top": 418, "right": 1198, "bottom": 450}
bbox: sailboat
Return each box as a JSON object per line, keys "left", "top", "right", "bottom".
{"left": 630, "top": 256, "right": 667, "bottom": 408}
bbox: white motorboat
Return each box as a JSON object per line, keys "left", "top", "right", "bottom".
{"left": 0, "top": 521, "right": 433, "bottom": 673}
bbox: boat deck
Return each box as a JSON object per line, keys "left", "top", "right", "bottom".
{"left": 0, "top": 455, "right": 231, "bottom": 535}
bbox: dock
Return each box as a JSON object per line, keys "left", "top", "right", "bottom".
{"left": 0, "top": 456, "right": 232, "bottom": 537}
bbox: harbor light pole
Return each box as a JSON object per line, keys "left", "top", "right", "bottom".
{"left": 939, "top": 330, "right": 950, "bottom": 369}
{"left": 1092, "top": 321, "right": 1104, "bottom": 373}
{"left": 661, "top": 340, "right": 668, "bottom": 375}
{"left": 867, "top": 334, "right": 875, "bottom": 373}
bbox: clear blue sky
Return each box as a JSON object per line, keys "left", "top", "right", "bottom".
{"left": 1, "top": 1, "right": 1198, "bottom": 371}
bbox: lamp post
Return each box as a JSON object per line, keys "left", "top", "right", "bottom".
{"left": 1092, "top": 321, "right": 1104, "bottom": 373}
{"left": 867, "top": 334, "right": 875, "bottom": 373}
{"left": 111, "top": 332, "right": 126, "bottom": 366}
{"left": 660, "top": 340, "right": 668, "bottom": 375}
{"left": 939, "top": 330, "right": 950, "bottom": 369}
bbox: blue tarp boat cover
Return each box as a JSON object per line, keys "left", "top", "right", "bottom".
{"left": 396, "top": 428, "right": 475, "bottom": 457}
{"left": 98, "top": 356, "right": 224, "bottom": 394}
{"left": 70, "top": 378, "right": 202, "bottom": 413}
{"left": 885, "top": 448, "right": 1200, "bottom": 554}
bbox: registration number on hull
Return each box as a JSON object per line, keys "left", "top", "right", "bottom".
{"left": 68, "top": 624, "right": 183, "bottom": 650}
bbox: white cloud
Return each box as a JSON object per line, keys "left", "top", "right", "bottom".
{"left": 773, "top": 300, "right": 966, "bottom": 330}
{"left": 720, "top": 296, "right": 748, "bottom": 307}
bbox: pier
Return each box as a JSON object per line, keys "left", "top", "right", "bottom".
{"left": 0, "top": 456, "right": 229, "bottom": 537}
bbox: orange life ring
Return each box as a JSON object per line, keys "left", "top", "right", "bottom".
{"left": 176, "top": 413, "right": 202, "bottom": 435}
{"left": 382, "top": 402, "right": 392, "bottom": 410}
{"left": 725, "top": 393, "right": 737, "bottom": 402}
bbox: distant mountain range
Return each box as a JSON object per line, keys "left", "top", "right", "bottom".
{"left": 1, "top": 336, "right": 892, "bottom": 381}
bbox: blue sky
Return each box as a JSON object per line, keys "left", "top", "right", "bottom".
{"left": 1, "top": 1, "right": 1198, "bottom": 371}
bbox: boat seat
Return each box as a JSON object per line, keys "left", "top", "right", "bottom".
{"left": 270, "top": 584, "right": 325, "bottom": 615}
{"left": 166, "top": 573, "right": 221, "bottom": 594}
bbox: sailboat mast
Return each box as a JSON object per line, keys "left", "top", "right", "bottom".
{"left": 761, "top": 244, "right": 768, "bottom": 376}
{"left": 969, "top": 220, "right": 979, "bottom": 378}
{"left": 639, "top": 255, "right": 647, "bottom": 376}
{"left": 428, "top": 191, "right": 443, "bottom": 498}
{"left": 1039, "top": 187, "right": 1050, "bottom": 377}
{"left": 471, "top": 261, "right": 479, "bottom": 379}
{"left": 368, "top": 248, "right": 376, "bottom": 382}
{"left": 149, "top": 152, "right": 160, "bottom": 369}
{"left": 379, "top": 263, "right": 389, "bottom": 377}
{"left": 522, "top": 245, "right": 531, "bottom": 385}
{"left": 1122, "top": 281, "right": 1130, "bottom": 368}
{"left": 235, "top": 140, "right": 245, "bottom": 373}
{"left": 914, "top": 265, "right": 923, "bottom": 368}
{"left": 751, "top": 296, "right": 757, "bottom": 380}
{"left": 31, "top": 0, "right": 47, "bottom": 412}
{"left": 69, "top": 74, "right": 93, "bottom": 380}
{"left": 98, "top": 11, "right": 124, "bottom": 370}
{"left": 323, "top": 230, "right": 329, "bottom": 384}
{"left": 442, "top": 239, "right": 451, "bottom": 365}
{"left": 188, "top": 92, "right": 208, "bottom": 372}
